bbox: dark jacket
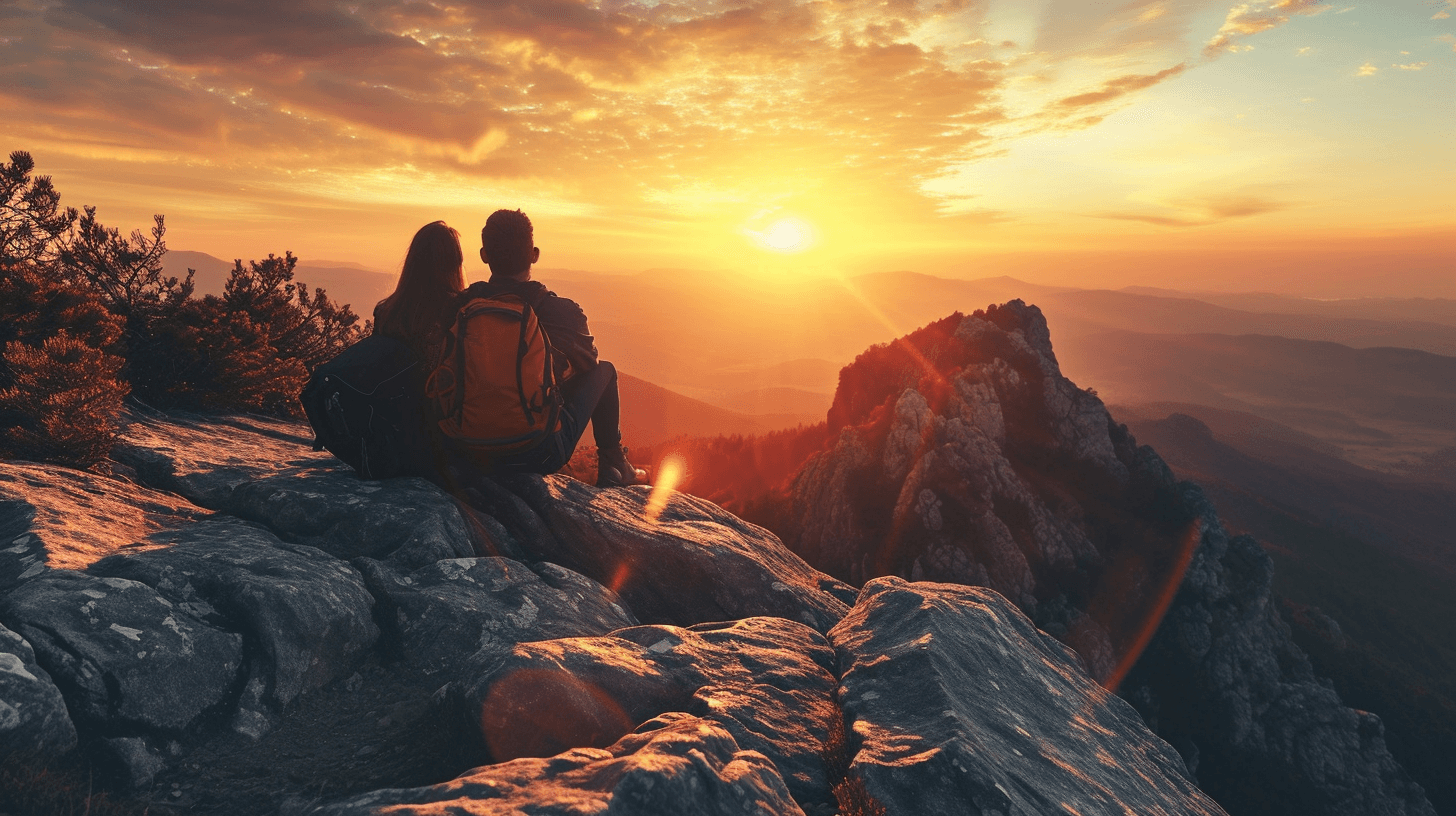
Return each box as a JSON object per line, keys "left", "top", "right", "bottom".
{"left": 457, "top": 278, "right": 599, "bottom": 380}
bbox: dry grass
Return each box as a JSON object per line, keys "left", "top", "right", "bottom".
{"left": 821, "top": 706, "right": 886, "bottom": 816}
{"left": 0, "top": 753, "right": 149, "bottom": 816}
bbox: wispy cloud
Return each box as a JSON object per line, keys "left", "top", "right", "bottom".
{"left": 1204, "top": 0, "right": 1329, "bottom": 58}
{"left": 1357, "top": 62, "right": 1379, "bottom": 76}
{"left": 1054, "top": 64, "right": 1188, "bottom": 108}
{"left": 1093, "top": 193, "right": 1288, "bottom": 227}
{"left": 1393, "top": 61, "right": 1429, "bottom": 70}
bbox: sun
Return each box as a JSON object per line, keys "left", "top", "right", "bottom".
{"left": 753, "top": 218, "right": 814, "bottom": 253}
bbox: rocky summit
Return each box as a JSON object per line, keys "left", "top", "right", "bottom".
{"left": 0, "top": 300, "right": 1434, "bottom": 816}
{"left": 785, "top": 301, "right": 1435, "bottom": 816}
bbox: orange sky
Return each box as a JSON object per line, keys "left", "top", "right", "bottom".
{"left": 2, "top": 0, "right": 1452, "bottom": 296}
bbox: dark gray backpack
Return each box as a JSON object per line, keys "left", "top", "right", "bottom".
{"left": 300, "top": 335, "right": 433, "bottom": 479}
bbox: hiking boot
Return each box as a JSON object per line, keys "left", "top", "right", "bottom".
{"left": 596, "top": 445, "right": 648, "bottom": 488}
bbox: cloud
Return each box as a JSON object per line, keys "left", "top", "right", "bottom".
{"left": 1357, "top": 62, "right": 1378, "bottom": 76}
{"left": 7, "top": 0, "right": 1015, "bottom": 181}
{"left": 1393, "top": 61, "right": 1429, "bottom": 70}
{"left": 1093, "top": 193, "right": 1287, "bottom": 226}
{"left": 0, "top": 0, "right": 1250, "bottom": 227}
{"left": 1204, "top": 0, "right": 1328, "bottom": 58}
{"left": 1054, "top": 64, "right": 1187, "bottom": 107}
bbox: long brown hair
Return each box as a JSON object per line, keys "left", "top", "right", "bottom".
{"left": 374, "top": 221, "right": 465, "bottom": 340}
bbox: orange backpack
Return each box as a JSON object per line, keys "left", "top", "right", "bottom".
{"left": 425, "top": 289, "right": 563, "bottom": 458}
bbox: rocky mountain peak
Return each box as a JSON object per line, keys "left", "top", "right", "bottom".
{"left": 793, "top": 302, "right": 1141, "bottom": 669}
{"left": 0, "top": 301, "right": 1436, "bottom": 816}
{"left": 785, "top": 302, "right": 1434, "bottom": 816}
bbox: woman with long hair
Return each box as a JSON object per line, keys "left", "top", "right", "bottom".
{"left": 373, "top": 220, "right": 465, "bottom": 368}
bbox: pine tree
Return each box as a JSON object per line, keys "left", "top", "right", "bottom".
{"left": 146, "top": 297, "right": 308, "bottom": 414}
{"left": 0, "top": 151, "right": 76, "bottom": 267}
{"left": 0, "top": 332, "right": 129, "bottom": 467}
{"left": 60, "top": 206, "right": 193, "bottom": 326}
{"left": 0, "top": 262, "right": 123, "bottom": 390}
{"left": 219, "top": 252, "right": 362, "bottom": 370}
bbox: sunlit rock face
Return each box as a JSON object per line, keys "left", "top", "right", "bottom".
{"left": 788, "top": 301, "right": 1436, "bottom": 816}
{"left": 112, "top": 410, "right": 335, "bottom": 509}
{"left": 789, "top": 303, "right": 1148, "bottom": 679}
{"left": 0, "top": 460, "right": 206, "bottom": 583}
{"left": 500, "top": 475, "right": 854, "bottom": 634}
{"left": 462, "top": 617, "right": 841, "bottom": 811}
{"left": 831, "top": 577, "right": 1223, "bottom": 816}
{"left": 297, "top": 714, "right": 809, "bottom": 816}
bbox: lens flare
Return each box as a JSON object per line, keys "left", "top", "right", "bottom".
{"left": 1104, "top": 518, "right": 1204, "bottom": 691}
{"left": 645, "top": 453, "right": 686, "bottom": 522}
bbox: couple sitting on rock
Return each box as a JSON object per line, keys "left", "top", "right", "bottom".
{"left": 372, "top": 211, "right": 648, "bottom": 488}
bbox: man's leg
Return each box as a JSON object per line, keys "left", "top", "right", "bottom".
{"left": 573, "top": 361, "right": 645, "bottom": 486}
{"left": 556, "top": 360, "right": 621, "bottom": 464}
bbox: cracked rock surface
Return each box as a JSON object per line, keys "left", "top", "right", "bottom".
{"left": 1, "top": 569, "right": 243, "bottom": 736}
{"left": 830, "top": 576, "right": 1223, "bottom": 816}
{"left": 0, "top": 621, "right": 77, "bottom": 759}
{"left": 355, "top": 556, "right": 636, "bottom": 677}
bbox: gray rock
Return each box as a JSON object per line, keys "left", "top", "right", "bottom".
{"left": 455, "top": 475, "right": 561, "bottom": 559}
{"left": 830, "top": 577, "right": 1226, "bottom": 816}
{"left": 96, "top": 735, "right": 167, "bottom": 790}
{"left": 226, "top": 470, "right": 478, "bottom": 571}
{"left": 0, "top": 570, "right": 242, "bottom": 735}
{"left": 354, "top": 556, "right": 636, "bottom": 676}
{"left": 501, "top": 474, "right": 851, "bottom": 633}
{"left": 462, "top": 616, "right": 840, "bottom": 811}
{"left": 0, "top": 622, "right": 77, "bottom": 758}
{"left": 113, "top": 409, "right": 337, "bottom": 509}
{"left": 0, "top": 521, "right": 48, "bottom": 595}
{"left": 1124, "top": 514, "right": 1438, "bottom": 816}
{"left": 295, "top": 713, "right": 806, "bottom": 816}
{"left": 88, "top": 517, "right": 378, "bottom": 737}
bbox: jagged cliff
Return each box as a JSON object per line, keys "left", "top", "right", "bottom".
{"left": 786, "top": 301, "right": 1434, "bottom": 816}
{"left": 0, "top": 300, "right": 1433, "bottom": 816}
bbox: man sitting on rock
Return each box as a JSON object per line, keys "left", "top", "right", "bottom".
{"left": 446, "top": 209, "right": 647, "bottom": 488}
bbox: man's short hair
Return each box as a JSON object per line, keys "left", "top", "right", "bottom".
{"left": 482, "top": 209, "right": 534, "bottom": 277}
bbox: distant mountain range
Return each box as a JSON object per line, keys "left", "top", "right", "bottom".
{"left": 166, "top": 249, "right": 1456, "bottom": 468}
{"left": 617, "top": 373, "right": 820, "bottom": 447}
{"left": 164, "top": 250, "right": 396, "bottom": 321}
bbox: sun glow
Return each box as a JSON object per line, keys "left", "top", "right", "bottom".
{"left": 750, "top": 218, "right": 815, "bottom": 253}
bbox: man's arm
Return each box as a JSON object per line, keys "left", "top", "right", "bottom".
{"left": 539, "top": 295, "right": 599, "bottom": 375}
